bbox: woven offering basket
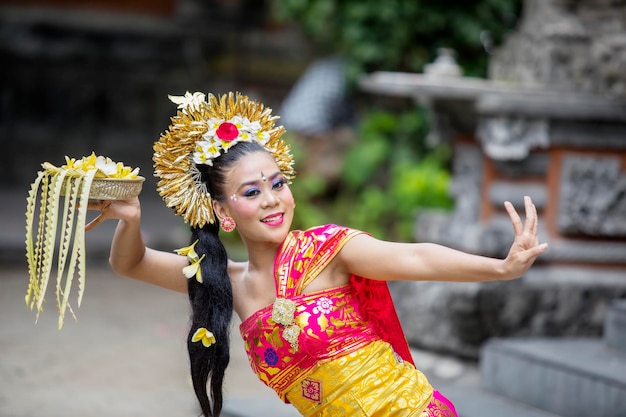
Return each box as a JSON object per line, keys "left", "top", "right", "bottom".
{"left": 61, "top": 176, "right": 145, "bottom": 200}
{"left": 88, "top": 176, "right": 145, "bottom": 200}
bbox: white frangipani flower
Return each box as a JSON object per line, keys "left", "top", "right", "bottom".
{"left": 168, "top": 91, "right": 206, "bottom": 113}
{"left": 192, "top": 141, "right": 221, "bottom": 165}
{"left": 95, "top": 156, "right": 118, "bottom": 176}
{"left": 256, "top": 130, "right": 270, "bottom": 144}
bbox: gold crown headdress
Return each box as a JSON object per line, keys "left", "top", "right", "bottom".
{"left": 153, "top": 92, "right": 295, "bottom": 228}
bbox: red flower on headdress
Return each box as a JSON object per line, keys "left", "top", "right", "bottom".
{"left": 216, "top": 122, "right": 239, "bottom": 141}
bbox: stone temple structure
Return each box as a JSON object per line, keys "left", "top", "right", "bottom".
{"left": 360, "top": 1, "right": 626, "bottom": 416}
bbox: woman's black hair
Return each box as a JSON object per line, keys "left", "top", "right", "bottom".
{"left": 187, "top": 141, "right": 267, "bottom": 417}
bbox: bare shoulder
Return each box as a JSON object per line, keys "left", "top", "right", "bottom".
{"left": 338, "top": 233, "right": 390, "bottom": 261}
{"left": 336, "top": 233, "right": 417, "bottom": 281}
{"left": 334, "top": 233, "right": 375, "bottom": 274}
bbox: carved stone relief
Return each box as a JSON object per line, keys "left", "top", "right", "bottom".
{"left": 477, "top": 116, "right": 550, "bottom": 161}
{"left": 559, "top": 155, "right": 626, "bottom": 237}
{"left": 490, "top": 0, "right": 626, "bottom": 96}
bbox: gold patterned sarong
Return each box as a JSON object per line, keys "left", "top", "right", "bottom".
{"left": 286, "top": 340, "right": 434, "bottom": 416}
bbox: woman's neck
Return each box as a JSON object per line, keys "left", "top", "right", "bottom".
{"left": 244, "top": 241, "right": 281, "bottom": 276}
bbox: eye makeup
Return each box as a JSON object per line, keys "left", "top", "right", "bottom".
{"left": 235, "top": 172, "right": 286, "bottom": 199}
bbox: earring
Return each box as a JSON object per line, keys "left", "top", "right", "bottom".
{"left": 220, "top": 217, "right": 236, "bottom": 233}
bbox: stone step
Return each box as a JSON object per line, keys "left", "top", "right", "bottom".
{"left": 442, "top": 385, "right": 563, "bottom": 417}
{"left": 605, "top": 299, "right": 626, "bottom": 353}
{"left": 481, "top": 338, "right": 626, "bottom": 417}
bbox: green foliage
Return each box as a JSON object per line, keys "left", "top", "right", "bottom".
{"left": 290, "top": 107, "right": 453, "bottom": 241}
{"left": 271, "top": 0, "right": 523, "bottom": 80}
{"left": 341, "top": 112, "right": 394, "bottom": 189}
{"left": 337, "top": 107, "right": 453, "bottom": 240}
{"left": 270, "top": 0, "right": 519, "bottom": 239}
{"left": 288, "top": 135, "right": 333, "bottom": 231}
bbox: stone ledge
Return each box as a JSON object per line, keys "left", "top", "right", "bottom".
{"left": 441, "top": 385, "right": 563, "bottom": 417}
{"left": 541, "top": 240, "right": 626, "bottom": 265}
{"left": 605, "top": 300, "right": 626, "bottom": 354}
{"left": 390, "top": 269, "right": 626, "bottom": 359}
{"left": 489, "top": 182, "right": 548, "bottom": 210}
{"left": 481, "top": 338, "right": 626, "bottom": 417}
{"left": 359, "top": 71, "right": 626, "bottom": 122}
{"left": 477, "top": 92, "right": 626, "bottom": 122}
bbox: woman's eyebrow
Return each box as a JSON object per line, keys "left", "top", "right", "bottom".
{"left": 236, "top": 171, "right": 282, "bottom": 191}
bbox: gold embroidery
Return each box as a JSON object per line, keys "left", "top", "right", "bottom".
{"left": 301, "top": 378, "right": 322, "bottom": 404}
{"left": 420, "top": 398, "right": 453, "bottom": 416}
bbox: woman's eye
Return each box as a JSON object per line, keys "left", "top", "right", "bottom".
{"left": 272, "top": 179, "right": 286, "bottom": 190}
{"left": 243, "top": 188, "right": 260, "bottom": 197}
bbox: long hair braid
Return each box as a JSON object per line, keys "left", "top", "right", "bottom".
{"left": 188, "top": 220, "right": 231, "bottom": 417}
{"left": 186, "top": 141, "right": 268, "bottom": 416}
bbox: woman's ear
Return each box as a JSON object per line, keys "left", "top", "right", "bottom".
{"left": 212, "top": 200, "right": 229, "bottom": 222}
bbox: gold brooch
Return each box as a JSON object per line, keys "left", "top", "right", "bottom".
{"left": 272, "top": 298, "right": 300, "bottom": 351}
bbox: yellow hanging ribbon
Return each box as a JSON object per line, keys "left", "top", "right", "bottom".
{"left": 25, "top": 167, "right": 95, "bottom": 329}
{"left": 25, "top": 155, "right": 141, "bottom": 329}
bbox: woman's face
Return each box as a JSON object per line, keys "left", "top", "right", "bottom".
{"left": 214, "top": 151, "right": 295, "bottom": 245}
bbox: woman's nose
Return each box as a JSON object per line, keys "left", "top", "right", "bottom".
{"left": 262, "top": 191, "right": 279, "bottom": 208}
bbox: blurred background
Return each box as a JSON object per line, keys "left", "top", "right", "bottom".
{"left": 0, "top": 0, "right": 528, "bottom": 240}
{"left": 1, "top": 1, "right": 626, "bottom": 416}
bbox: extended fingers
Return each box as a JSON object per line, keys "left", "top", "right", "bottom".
{"left": 506, "top": 197, "right": 540, "bottom": 238}
{"left": 523, "top": 196, "right": 537, "bottom": 234}
{"left": 504, "top": 200, "right": 523, "bottom": 235}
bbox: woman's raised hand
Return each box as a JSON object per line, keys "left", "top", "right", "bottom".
{"left": 85, "top": 197, "right": 141, "bottom": 231}
{"left": 501, "top": 196, "right": 548, "bottom": 279}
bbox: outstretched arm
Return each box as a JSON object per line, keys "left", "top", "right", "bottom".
{"left": 86, "top": 198, "right": 188, "bottom": 293}
{"left": 338, "top": 196, "right": 547, "bottom": 283}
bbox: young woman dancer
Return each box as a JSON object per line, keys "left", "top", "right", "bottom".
{"left": 87, "top": 92, "right": 547, "bottom": 417}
